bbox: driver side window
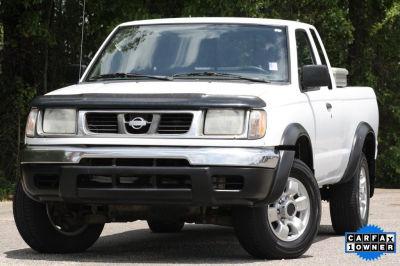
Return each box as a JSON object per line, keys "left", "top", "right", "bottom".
{"left": 295, "top": 30, "right": 315, "bottom": 68}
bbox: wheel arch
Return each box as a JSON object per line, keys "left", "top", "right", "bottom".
{"left": 280, "top": 123, "right": 314, "bottom": 172}
{"left": 339, "top": 122, "right": 376, "bottom": 197}
{"left": 263, "top": 123, "right": 314, "bottom": 203}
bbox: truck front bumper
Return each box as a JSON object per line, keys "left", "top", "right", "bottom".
{"left": 21, "top": 146, "right": 293, "bottom": 206}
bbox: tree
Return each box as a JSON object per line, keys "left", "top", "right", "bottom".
{"left": 0, "top": 0, "right": 399, "bottom": 197}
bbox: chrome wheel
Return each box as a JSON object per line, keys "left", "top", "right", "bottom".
{"left": 359, "top": 166, "right": 368, "bottom": 220}
{"left": 268, "top": 177, "right": 310, "bottom": 241}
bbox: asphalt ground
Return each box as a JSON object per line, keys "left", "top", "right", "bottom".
{"left": 0, "top": 188, "right": 399, "bottom": 265}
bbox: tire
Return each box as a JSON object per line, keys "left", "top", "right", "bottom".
{"left": 233, "top": 159, "right": 321, "bottom": 259}
{"left": 329, "top": 153, "right": 370, "bottom": 235}
{"left": 147, "top": 219, "right": 184, "bottom": 233}
{"left": 13, "top": 181, "right": 104, "bottom": 253}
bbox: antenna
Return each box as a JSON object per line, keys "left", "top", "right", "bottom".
{"left": 78, "top": 0, "right": 86, "bottom": 81}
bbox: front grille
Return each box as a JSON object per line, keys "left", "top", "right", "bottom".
{"left": 86, "top": 113, "right": 118, "bottom": 134}
{"left": 84, "top": 111, "right": 193, "bottom": 135}
{"left": 157, "top": 113, "right": 193, "bottom": 134}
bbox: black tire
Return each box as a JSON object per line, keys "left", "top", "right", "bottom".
{"left": 147, "top": 219, "right": 184, "bottom": 233}
{"left": 329, "top": 153, "right": 370, "bottom": 235}
{"left": 13, "top": 181, "right": 104, "bottom": 253}
{"left": 233, "top": 159, "right": 321, "bottom": 259}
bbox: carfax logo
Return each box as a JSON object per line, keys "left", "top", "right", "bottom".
{"left": 345, "top": 225, "right": 396, "bottom": 261}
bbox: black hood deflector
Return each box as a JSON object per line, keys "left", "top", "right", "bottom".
{"left": 30, "top": 93, "right": 266, "bottom": 109}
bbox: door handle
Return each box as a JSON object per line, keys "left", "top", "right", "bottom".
{"left": 326, "top": 103, "right": 332, "bottom": 110}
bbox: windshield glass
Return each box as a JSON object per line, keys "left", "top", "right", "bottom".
{"left": 86, "top": 24, "right": 289, "bottom": 82}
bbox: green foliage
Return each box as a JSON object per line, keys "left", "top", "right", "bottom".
{"left": 0, "top": 0, "right": 399, "bottom": 199}
{"left": 370, "top": 1, "right": 400, "bottom": 187}
{"left": 0, "top": 172, "right": 14, "bottom": 201}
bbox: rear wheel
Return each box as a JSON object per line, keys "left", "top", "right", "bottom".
{"left": 13, "top": 181, "right": 104, "bottom": 253}
{"left": 233, "top": 159, "right": 321, "bottom": 259}
{"left": 147, "top": 219, "right": 184, "bottom": 233}
{"left": 329, "top": 153, "right": 370, "bottom": 234}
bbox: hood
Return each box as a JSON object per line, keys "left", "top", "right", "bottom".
{"left": 47, "top": 80, "right": 291, "bottom": 100}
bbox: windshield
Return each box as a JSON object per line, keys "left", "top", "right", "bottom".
{"left": 86, "top": 24, "right": 289, "bottom": 82}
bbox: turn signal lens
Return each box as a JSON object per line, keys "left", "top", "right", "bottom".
{"left": 25, "top": 108, "right": 39, "bottom": 137}
{"left": 248, "top": 110, "right": 267, "bottom": 139}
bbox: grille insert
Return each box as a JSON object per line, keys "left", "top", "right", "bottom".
{"left": 85, "top": 111, "right": 194, "bottom": 135}
{"left": 34, "top": 174, "right": 59, "bottom": 190}
{"left": 79, "top": 158, "right": 190, "bottom": 167}
{"left": 77, "top": 174, "right": 191, "bottom": 189}
{"left": 86, "top": 113, "right": 118, "bottom": 134}
{"left": 157, "top": 113, "right": 193, "bottom": 134}
{"left": 213, "top": 175, "right": 244, "bottom": 190}
{"left": 78, "top": 175, "right": 113, "bottom": 188}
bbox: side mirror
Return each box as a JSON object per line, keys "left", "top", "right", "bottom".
{"left": 301, "top": 65, "right": 331, "bottom": 90}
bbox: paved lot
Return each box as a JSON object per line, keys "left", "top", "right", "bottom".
{"left": 0, "top": 189, "right": 399, "bottom": 265}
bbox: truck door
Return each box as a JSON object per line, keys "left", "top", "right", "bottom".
{"left": 296, "top": 29, "right": 341, "bottom": 182}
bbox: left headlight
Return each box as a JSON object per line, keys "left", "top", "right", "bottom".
{"left": 42, "top": 108, "right": 77, "bottom": 134}
{"left": 204, "top": 109, "right": 245, "bottom": 135}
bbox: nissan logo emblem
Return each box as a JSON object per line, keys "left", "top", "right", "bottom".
{"left": 128, "top": 117, "right": 149, "bottom": 129}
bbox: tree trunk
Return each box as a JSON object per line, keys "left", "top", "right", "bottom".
{"left": 43, "top": 0, "right": 55, "bottom": 94}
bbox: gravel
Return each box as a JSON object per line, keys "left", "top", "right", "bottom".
{"left": 0, "top": 188, "right": 399, "bottom": 265}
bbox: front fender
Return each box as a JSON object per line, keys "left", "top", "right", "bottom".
{"left": 261, "top": 123, "right": 312, "bottom": 203}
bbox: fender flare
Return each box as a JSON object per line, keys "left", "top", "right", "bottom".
{"left": 280, "top": 123, "right": 312, "bottom": 147}
{"left": 263, "top": 123, "right": 312, "bottom": 203}
{"left": 339, "top": 122, "right": 376, "bottom": 189}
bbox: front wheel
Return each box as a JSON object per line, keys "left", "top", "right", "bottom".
{"left": 233, "top": 159, "right": 321, "bottom": 259}
{"left": 13, "top": 181, "right": 104, "bottom": 253}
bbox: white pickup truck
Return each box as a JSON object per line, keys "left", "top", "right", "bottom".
{"left": 14, "top": 18, "right": 379, "bottom": 259}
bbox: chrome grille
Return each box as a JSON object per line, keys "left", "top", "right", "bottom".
{"left": 157, "top": 113, "right": 193, "bottom": 134}
{"left": 86, "top": 113, "right": 118, "bottom": 134}
{"left": 84, "top": 111, "right": 194, "bottom": 135}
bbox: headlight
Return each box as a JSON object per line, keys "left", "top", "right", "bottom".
{"left": 42, "top": 108, "right": 77, "bottom": 134}
{"left": 25, "top": 108, "right": 39, "bottom": 137}
{"left": 204, "top": 109, "right": 245, "bottom": 135}
{"left": 248, "top": 110, "right": 267, "bottom": 139}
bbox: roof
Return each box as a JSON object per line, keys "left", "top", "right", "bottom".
{"left": 118, "top": 17, "right": 313, "bottom": 28}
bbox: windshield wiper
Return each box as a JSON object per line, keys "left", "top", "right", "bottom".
{"left": 88, "top": 72, "right": 173, "bottom": 81}
{"left": 172, "top": 71, "right": 270, "bottom": 83}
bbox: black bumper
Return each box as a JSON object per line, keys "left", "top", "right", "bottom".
{"left": 21, "top": 164, "right": 278, "bottom": 206}
{"left": 21, "top": 149, "right": 294, "bottom": 206}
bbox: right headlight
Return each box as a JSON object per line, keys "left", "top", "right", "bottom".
{"left": 42, "top": 108, "right": 77, "bottom": 134}
{"left": 248, "top": 110, "right": 267, "bottom": 139}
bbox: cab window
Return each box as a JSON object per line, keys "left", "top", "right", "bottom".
{"left": 295, "top": 30, "right": 315, "bottom": 68}
{"left": 310, "top": 29, "right": 327, "bottom": 66}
